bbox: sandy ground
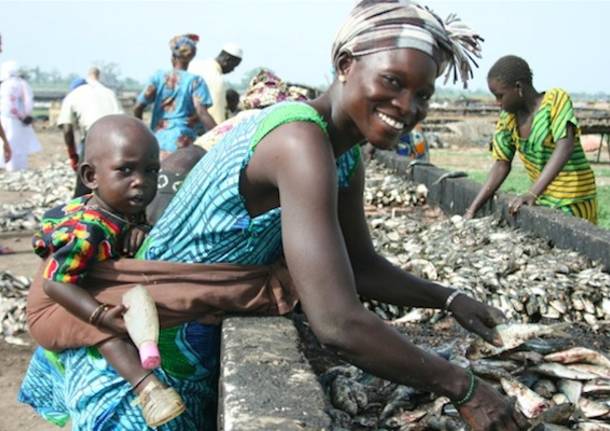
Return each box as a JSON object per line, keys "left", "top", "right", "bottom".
{"left": 0, "top": 126, "right": 64, "bottom": 431}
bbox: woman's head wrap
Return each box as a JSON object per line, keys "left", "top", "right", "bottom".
{"left": 169, "top": 34, "right": 199, "bottom": 59}
{"left": 240, "top": 69, "right": 309, "bottom": 110}
{"left": 331, "top": 0, "right": 483, "bottom": 87}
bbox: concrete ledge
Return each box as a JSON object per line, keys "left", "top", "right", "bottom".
{"left": 219, "top": 316, "right": 331, "bottom": 431}
{"left": 375, "top": 150, "right": 610, "bottom": 270}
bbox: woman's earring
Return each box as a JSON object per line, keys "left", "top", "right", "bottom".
{"left": 338, "top": 75, "right": 346, "bottom": 83}
{"left": 518, "top": 87, "right": 523, "bottom": 97}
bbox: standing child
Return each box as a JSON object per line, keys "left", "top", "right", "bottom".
{"left": 465, "top": 55, "right": 597, "bottom": 222}
{"left": 31, "top": 114, "right": 185, "bottom": 427}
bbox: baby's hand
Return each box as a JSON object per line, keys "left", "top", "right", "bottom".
{"left": 121, "top": 225, "right": 151, "bottom": 257}
{"left": 98, "top": 304, "right": 127, "bottom": 334}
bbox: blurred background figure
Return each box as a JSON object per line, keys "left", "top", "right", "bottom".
{"left": 239, "top": 69, "right": 308, "bottom": 110}
{"left": 397, "top": 124, "right": 429, "bottom": 161}
{"left": 0, "top": 60, "right": 41, "bottom": 171}
{"left": 362, "top": 124, "right": 428, "bottom": 164}
{"left": 68, "top": 76, "right": 87, "bottom": 92}
{"left": 225, "top": 88, "right": 240, "bottom": 119}
{"left": 57, "top": 66, "right": 123, "bottom": 197}
{"left": 134, "top": 33, "right": 216, "bottom": 159}
{"left": 194, "top": 68, "right": 309, "bottom": 152}
{"left": 189, "top": 43, "right": 243, "bottom": 124}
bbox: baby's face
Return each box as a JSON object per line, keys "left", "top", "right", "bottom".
{"left": 94, "top": 134, "right": 160, "bottom": 216}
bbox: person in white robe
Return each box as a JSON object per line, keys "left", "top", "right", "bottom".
{"left": 0, "top": 60, "right": 41, "bottom": 171}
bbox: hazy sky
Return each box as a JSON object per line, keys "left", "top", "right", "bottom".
{"left": 1, "top": 0, "right": 609, "bottom": 94}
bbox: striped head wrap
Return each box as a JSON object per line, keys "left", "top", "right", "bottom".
{"left": 169, "top": 34, "right": 199, "bottom": 59}
{"left": 331, "top": 0, "right": 483, "bottom": 87}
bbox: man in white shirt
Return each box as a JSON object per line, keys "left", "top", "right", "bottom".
{"left": 189, "top": 43, "right": 242, "bottom": 124}
{"left": 57, "top": 67, "right": 123, "bottom": 196}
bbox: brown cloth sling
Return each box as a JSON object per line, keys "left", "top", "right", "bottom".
{"left": 27, "top": 258, "right": 298, "bottom": 351}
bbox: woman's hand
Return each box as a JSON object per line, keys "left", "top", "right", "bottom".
{"left": 121, "top": 225, "right": 151, "bottom": 257}
{"left": 458, "top": 379, "right": 529, "bottom": 430}
{"left": 508, "top": 192, "right": 537, "bottom": 215}
{"left": 449, "top": 293, "right": 505, "bottom": 346}
{"left": 98, "top": 304, "right": 127, "bottom": 334}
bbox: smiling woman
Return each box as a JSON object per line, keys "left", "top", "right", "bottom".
{"left": 19, "top": 2, "right": 526, "bottom": 430}
{"left": 336, "top": 49, "right": 437, "bottom": 149}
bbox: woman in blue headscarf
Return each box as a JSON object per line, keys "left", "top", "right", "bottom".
{"left": 134, "top": 34, "right": 217, "bottom": 159}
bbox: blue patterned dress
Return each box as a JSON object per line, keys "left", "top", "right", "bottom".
{"left": 18, "top": 102, "right": 361, "bottom": 430}
{"left": 137, "top": 69, "right": 212, "bottom": 152}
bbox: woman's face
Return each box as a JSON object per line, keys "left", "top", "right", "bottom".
{"left": 488, "top": 78, "right": 521, "bottom": 113}
{"left": 340, "top": 48, "right": 437, "bottom": 150}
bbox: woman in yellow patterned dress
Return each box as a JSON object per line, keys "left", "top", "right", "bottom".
{"left": 465, "top": 55, "right": 597, "bottom": 223}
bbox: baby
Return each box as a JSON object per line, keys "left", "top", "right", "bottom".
{"left": 32, "top": 114, "right": 185, "bottom": 427}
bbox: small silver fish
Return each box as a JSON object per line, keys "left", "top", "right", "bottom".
{"left": 500, "top": 377, "right": 550, "bottom": 418}
{"left": 567, "top": 364, "right": 610, "bottom": 380}
{"left": 576, "top": 420, "right": 610, "bottom": 430}
{"left": 545, "top": 347, "right": 610, "bottom": 369}
{"left": 533, "top": 363, "right": 599, "bottom": 381}
{"left": 583, "top": 379, "right": 610, "bottom": 395}
{"left": 558, "top": 379, "right": 583, "bottom": 404}
{"left": 468, "top": 323, "right": 569, "bottom": 359}
{"left": 578, "top": 397, "right": 610, "bottom": 419}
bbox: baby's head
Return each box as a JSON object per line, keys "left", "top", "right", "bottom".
{"left": 81, "top": 115, "right": 160, "bottom": 217}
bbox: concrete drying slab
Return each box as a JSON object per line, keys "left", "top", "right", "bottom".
{"left": 375, "top": 150, "right": 610, "bottom": 270}
{"left": 219, "top": 316, "right": 331, "bottom": 431}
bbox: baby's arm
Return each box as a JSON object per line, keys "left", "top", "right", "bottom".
{"left": 43, "top": 279, "right": 126, "bottom": 334}
{"left": 41, "top": 213, "right": 128, "bottom": 332}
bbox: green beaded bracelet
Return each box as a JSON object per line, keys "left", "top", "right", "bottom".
{"left": 453, "top": 368, "right": 477, "bottom": 407}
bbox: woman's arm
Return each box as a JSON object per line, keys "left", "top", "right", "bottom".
{"left": 464, "top": 159, "right": 511, "bottom": 218}
{"left": 249, "top": 124, "right": 520, "bottom": 430}
{"left": 338, "top": 162, "right": 504, "bottom": 344}
{"left": 194, "top": 104, "right": 217, "bottom": 132}
{"left": 0, "top": 120, "right": 10, "bottom": 162}
{"left": 339, "top": 163, "right": 453, "bottom": 307}
{"left": 268, "top": 125, "right": 469, "bottom": 398}
{"left": 60, "top": 123, "right": 79, "bottom": 171}
{"left": 508, "top": 124, "right": 575, "bottom": 214}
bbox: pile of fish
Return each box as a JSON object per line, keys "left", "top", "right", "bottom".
{"left": 322, "top": 322, "right": 610, "bottom": 430}
{"left": 0, "top": 159, "right": 71, "bottom": 345}
{"left": 0, "top": 271, "right": 30, "bottom": 345}
{"left": 0, "top": 159, "right": 72, "bottom": 232}
{"left": 364, "top": 173, "right": 429, "bottom": 209}
{"left": 361, "top": 161, "right": 610, "bottom": 327}
{"left": 312, "top": 161, "right": 610, "bottom": 429}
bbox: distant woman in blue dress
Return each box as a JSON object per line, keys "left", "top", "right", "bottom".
{"left": 134, "top": 34, "right": 216, "bottom": 159}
